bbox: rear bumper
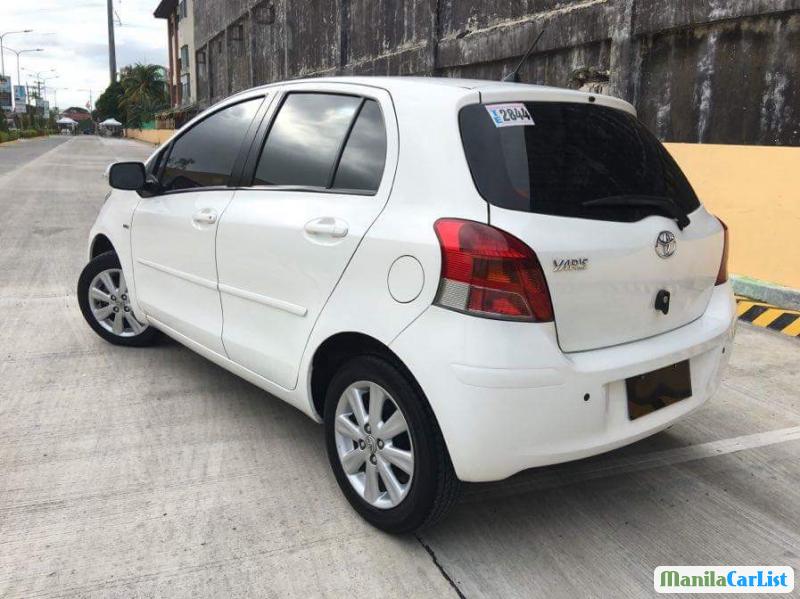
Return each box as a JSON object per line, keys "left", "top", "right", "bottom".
{"left": 390, "top": 283, "right": 737, "bottom": 482}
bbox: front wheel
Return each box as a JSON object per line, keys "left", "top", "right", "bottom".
{"left": 324, "top": 355, "right": 460, "bottom": 533}
{"left": 77, "top": 251, "right": 160, "bottom": 347}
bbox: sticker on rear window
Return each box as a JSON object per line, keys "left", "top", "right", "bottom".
{"left": 485, "top": 103, "right": 534, "bottom": 127}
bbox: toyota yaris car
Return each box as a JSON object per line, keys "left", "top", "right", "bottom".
{"left": 78, "top": 77, "right": 736, "bottom": 533}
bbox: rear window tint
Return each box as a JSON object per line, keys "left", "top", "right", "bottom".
{"left": 255, "top": 93, "right": 361, "bottom": 188}
{"left": 332, "top": 100, "right": 386, "bottom": 192}
{"left": 459, "top": 102, "right": 700, "bottom": 222}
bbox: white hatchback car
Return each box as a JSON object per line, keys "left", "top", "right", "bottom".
{"left": 78, "top": 77, "right": 736, "bottom": 532}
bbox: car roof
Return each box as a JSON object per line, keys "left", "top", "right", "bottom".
{"left": 230, "top": 76, "right": 635, "bottom": 114}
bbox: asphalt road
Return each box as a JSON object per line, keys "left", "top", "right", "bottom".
{"left": 1, "top": 136, "right": 799, "bottom": 598}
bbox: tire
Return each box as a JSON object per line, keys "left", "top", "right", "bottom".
{"left": 324, "top": 355, "right": 460, "bottom": 533}
{"left": 77, "top": 251, "right": 160, "bottom": 347}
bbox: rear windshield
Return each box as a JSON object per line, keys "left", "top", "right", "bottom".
{"left": 459, "top": 102, "right": 700, "bottom": 222}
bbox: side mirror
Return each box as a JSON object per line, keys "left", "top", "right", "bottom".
{"left": 109, "top": 161, "right": 146, "bottom": 191}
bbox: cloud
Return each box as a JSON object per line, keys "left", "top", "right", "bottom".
{"left": 4, "top": 0, "right": 167, "bottom": 110}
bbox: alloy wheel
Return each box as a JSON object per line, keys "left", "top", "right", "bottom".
{"left": 333, "top": 381, "right": 415, "bottom": 509}
{"left": 88, "top": 268, "right": 147, "bottom": 337}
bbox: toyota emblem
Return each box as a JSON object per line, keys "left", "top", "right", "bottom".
{"left": 655, "top": 231, "right": 676, "bottom": 259}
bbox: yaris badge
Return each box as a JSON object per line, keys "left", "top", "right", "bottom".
{"left": 655, "top": 231, "right": 676, "bottom": 259}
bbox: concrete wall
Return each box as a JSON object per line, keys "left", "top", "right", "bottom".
{"left": 124, "top": 128, "right": 175, "bottom": 145}
{"left": 665, "top": 143, "right": 800, "bottom": 290}
{"left": 191, "top": 0, "right": 800, "bottom": 146}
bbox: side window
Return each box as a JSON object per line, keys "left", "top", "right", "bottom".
{"left": 254, "top": 93, "right": 361, "bottom": 187}
{"left": 145, "top": 145, "right": 167, "bottom": 177}
{"left": 332, "top": 100, "right": 386, "bottom": 192}
{"left": 160, "top": 97, "right": 262, "bottom": 191}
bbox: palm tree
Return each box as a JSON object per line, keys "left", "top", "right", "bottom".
{"left": 120, "top": 63, "right": 169, "bottom": 128}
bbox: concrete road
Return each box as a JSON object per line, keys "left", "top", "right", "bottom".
{"left": 0, "top": 136, "right": 71, "bottom": 173}
{"left": 1, "top": 137, "right": 799, "bottom": 598}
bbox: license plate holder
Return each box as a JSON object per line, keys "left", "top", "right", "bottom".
{"left": 626, "top": 360, "right": 692, "bottom": 420}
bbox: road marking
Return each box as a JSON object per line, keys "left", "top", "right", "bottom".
{"left": 464, "top": 426, "right": 800, "bottom": 501}
{"left": 735, "top": 295, "right": 800, "bottom": 337}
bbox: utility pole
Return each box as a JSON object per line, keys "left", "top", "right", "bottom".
{"left": 107, "top": 0, "right": 117, "bottom": 82}
{"left": 39, "top": 74, "right": 58, "bottom": 102}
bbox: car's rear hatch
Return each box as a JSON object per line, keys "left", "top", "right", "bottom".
{"left": 459, "top": 93, "right": 725, "bottom": 353}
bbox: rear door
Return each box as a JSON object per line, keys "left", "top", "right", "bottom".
{"left": 459, "top": 99, "right": 725, "bottom": 352}
{"left": 216, "top": 85, "right": 396, "bottom": 389}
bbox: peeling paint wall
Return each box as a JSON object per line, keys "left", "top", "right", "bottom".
{"left": 192, "top": 0, "right": 800, "bottom": 145}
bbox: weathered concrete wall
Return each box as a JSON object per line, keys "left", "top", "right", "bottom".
{"left": 192, "top": 0, "right": 800, "bottom": 146}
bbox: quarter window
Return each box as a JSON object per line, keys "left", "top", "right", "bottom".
{"left": 332, "top": 100, "right": 386, "bottom": 192}
{"left": 160, "top": 98, "right": 262, "bottom": 191}
{"left": 254, "top": 93, "right": 362, "bottom": 188}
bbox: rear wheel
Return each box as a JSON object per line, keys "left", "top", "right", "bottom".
{"left": 77, "top": 251, "right": 159, "bottom": 347}
{"left": 324, "top": 355, "right": 459, "bottom": 533}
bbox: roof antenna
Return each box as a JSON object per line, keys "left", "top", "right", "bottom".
{"left": 502, "top": 23, "right": 547, "bottom": 83}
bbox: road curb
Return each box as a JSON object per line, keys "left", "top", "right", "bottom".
{"left": 735, "top": 295, "right": 800, "bottom": 338}
{"left": 731, "top": 275, "right": 800, "bottom": 311}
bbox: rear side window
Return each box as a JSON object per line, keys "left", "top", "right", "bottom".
{"left": 459, "top": 102, "right": 700, "bottom": 222}
{"left": 333, "top": 100, "right": 387, "bottom": 192}
{"left": 160, "top": 98, "right": 262, "bottom": 191}
{"left": 254, "top": 93, "right": 361, "bottom": 188}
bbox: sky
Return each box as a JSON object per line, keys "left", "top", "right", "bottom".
{"left": 2, "top": 0, "right": 167, "bottom": 111}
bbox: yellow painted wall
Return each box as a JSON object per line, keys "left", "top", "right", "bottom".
{"left": 119, "top": 130, "right": 798, "bottom": 289}
{"left": 124, "top": 129, "right": 175, "bottom": 145}
{"left": 665, "top": 143, "right": 800, "bottom": 290}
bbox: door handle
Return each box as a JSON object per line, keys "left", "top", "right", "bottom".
{"left": 192, "top": 208, "right": 218, "bottom": 225}
{"left": 304, "top": 217, "right": 348, "bottom": 238}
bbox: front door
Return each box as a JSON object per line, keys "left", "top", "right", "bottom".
{"left": 132, "top": 97, "right": 265, "bottom": 354}
{"left": 216, "top": 88, "right": 395, "bottom": 389}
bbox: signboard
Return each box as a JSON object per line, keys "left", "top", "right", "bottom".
{"left": 0, "top": 76, "right": 12, "bottom": 111}
{"left": 43, "top": 100, "right": 50, "bottom": 119}
{"left": 14, "top": 103, "right": 27, "bottom": 114}
{"left": 13, "top": 85, "right": 26, "bottom": 104}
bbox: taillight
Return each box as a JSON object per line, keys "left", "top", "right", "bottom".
{"left": 715, "top": 217, "right": 729, "bottom": 285}
{"left": 433, "top": 218, "right": 553, "bottom": 321}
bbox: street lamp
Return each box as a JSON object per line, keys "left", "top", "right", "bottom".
{"left": 4, "top": 46, "right": 43, "bottom": 89}
{"left": 0, "top": 29, "right": 33, "bottom": 77}
{"left": 21, "top": 67, "right": 55, "bottom": 107}
{"left": 44, "top": 85, "right": 69, "bottom": 114}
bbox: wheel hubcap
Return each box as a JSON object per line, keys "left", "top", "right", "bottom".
{"left": 334, "top": 381, "right": 414, "bottom": 509}
{"left": 88, "top": 268, "right": 148, "bottom": 337}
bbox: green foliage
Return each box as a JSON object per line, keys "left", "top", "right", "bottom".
{"left": 120, "top": 63, "right": 169, "bottom": 129}
{"left": 95, "top": 80, "right": 126, "bottom": 125}
{"left": 0, "top": 130, "right": 21, "bottom": 143}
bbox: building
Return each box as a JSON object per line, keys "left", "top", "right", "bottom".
{"left": 154, "top": 0, "right": 196, "bottom": 109}
{"left": 59, "top": 106, "right": 93, "bottom": 132}
{"left": 190, "top": 0, "right": 800, "bottom": 146}
{"left": 59, "top": 106, "right": 92, "bottom": 122}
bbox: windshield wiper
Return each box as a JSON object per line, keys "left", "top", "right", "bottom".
{"left": 581, "top": 195, "right": 691, "bottom": 230}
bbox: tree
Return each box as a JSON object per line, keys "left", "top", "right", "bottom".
{"left": 120, "top": 63, "right": 169, "bottom": 128}
{"left": 94, "top": 80, "right": 126, "bottom": 124}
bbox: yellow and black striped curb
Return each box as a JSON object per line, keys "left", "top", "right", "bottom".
{"left": 735, "top": 296, "right": 800, "bottom": 338}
